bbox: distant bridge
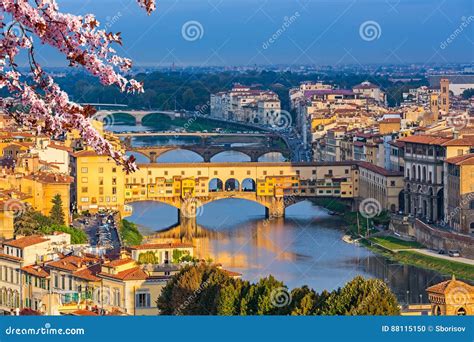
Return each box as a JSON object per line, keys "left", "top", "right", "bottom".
{"left": 127, "top": 144, "right": 291, "bottom": 163}
{"left": 115, "top": 132, "right": 271, "bottom": 138}
{"left": 93, "top": 110, "right": 180, "bottom": 125}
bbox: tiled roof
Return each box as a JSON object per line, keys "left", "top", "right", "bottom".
{"left": 0, "top": 252, "right": 22, "bottom": 262}
{"left": 441, "top": 136, "right": 474, "bottom": 146}
{"left": 46, "top": 255, "right": 100, "bottom": 272}
{"left": 398, "top": 135, "right": 451, "bottom": 145}
{"left": 445, "top": 154, "right": 474, "bottom": 166}
{"left": 99, "top": 266, "right": 148, "bottom": 281}
{"left": 24, "top": 172, "right": 74, "bottom": 184}
{"left": 426, "top": 276, "right": 473, "bottom": 295}
{"left": 357, "top": 161, "right": 404, "bottom": 177}
{"left": 102, "top": 258, "right": 135, "bottom": 267}
{"left": 21, "top": 265, "right": 50, "bottom": 278}
{"left": 3, "top": 236, "right": 48, "bottom": 249}
{"left": 73, "top": 264, "right": 101, "bottom": 282}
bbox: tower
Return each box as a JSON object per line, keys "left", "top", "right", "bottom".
{"left": 440, "top": 78, "right": 450, "bottom": 113}
{"left": 430, "top": 93, "right": 439, "bottom": 120}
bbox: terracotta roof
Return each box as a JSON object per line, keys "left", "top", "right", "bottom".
{"left": 99, "top": 266, "right": 148, "bottom": 281}
{"left": 445, "top": 154, "right": 474, "bottom": 166}
{"left": 426, "top": 276, "right": 473, "bottom": 295}
{"left": 130, "top": 243, "right": 194, "bottom": 250}
{"left": 398, "top": 135, "right": 451, "bottom": 145}
{"left": 380, "top": 118, "right": 401, "bottom": 124}
{"left": 48, "top": 142, "right": 73, "bottom": 153}
{"left": 73, "top": 264, "right": 101, "bottom": 282}
{"left": 72, "top": 150, "right": 100, "bottom": 158}
{"left": 388, "top": 140, "right": 405, "bottom": 148}
{"left": 357, "top": 161, "right": 404, "bottom": 177}
{"left": 46, "top": 255, "right": 100, "bottom": 272}
{"left": 24, "top": 172, "right": 73, "bottom": 184}
{"left": 3, "top": 236, "right": 48, "bottom": 249}
{"left": 0, "top": 252, "right": 22, "bottom": 262}
{"left": 102, "top": 258, "right": 135, "bottom": 268}
{"left": 441, "top": 137, "right": 474, "bottom": 146}
{"left": 21, "top": 265, "right": 49, "bottom": 278}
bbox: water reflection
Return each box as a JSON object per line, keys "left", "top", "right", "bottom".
{"left": 127, "top": 200, "right": 447, "bottom": 303}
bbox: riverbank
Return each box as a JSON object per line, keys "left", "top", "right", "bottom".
{"left": 312, "top": 198, "right": 474, "bottom": 282}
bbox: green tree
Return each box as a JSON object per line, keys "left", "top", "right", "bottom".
{"left": 49, "top": 194, "right": 65, "bottom": 226}
{"left": 14, "top": 207, "right": 51, "bottom": 235}
{"left": 138, "top": 251, "right": 158, "bottom": 264}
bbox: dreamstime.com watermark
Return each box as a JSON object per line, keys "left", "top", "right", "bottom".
{"left": 440, "top": 15, "right": 474, "bottom": 50}
{"left": 4, "top": 323, "right": 85, "bottom": 336}
{"left": 262, "top": 12, "right": 300, "bottom": 50}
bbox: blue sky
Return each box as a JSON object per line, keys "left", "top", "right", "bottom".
{"left": 36, "top": 0, "right": 474, "bottom": 67}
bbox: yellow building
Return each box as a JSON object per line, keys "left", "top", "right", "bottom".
{"left": 20, "top": 172, "right": 73, "bottom": 224}
{"left": 378, "top": 118, "right": 401, "bottom": 135}
{"left": 427, "top": 276, "right": 473, "bottom": 316}
{"left": 73, "top": 150, "right": 127, "bottom": 216}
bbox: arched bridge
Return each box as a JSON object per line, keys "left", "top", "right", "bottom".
{"left": 127, "top": 145, "right": 292, "bottom": 162}
{"left": 122, "top": 161, "right": 359, "bottom": 222}
{"left": 93, "top": 110, "right": 180, "bottom": 125}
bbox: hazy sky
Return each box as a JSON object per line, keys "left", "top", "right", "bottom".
{"left": 34, "top": 0, "right": 474, "bottom": 67}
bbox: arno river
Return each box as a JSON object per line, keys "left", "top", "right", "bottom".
{"left": 117, "top": 124, "right": 447, "bottom": 304}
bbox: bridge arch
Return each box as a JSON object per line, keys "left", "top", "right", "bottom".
{"left": 224, "top": 178, "right": 240, "bottom": 191}
{"left": 126, "top": 151, "right": 150, "bottom": 163}
{"left": 257, "top": 151, "right": 286, "bottom": 162}
{"left": 209, "top": 178, "right": 224, "bottom": 192}
{"left": 242, "top": 178, "right": 256, "bottom": 192}
{"left": 156, "top": 149, "right": 204, "bottom": 163}
{"left": 141, "top": 113, "right": 174, "bottom": 127}
{"left": 209, "top": 150, "right": 252, "bottom": 162}
{"left": 101, "top": 112, "right": 137, "bottom": 125}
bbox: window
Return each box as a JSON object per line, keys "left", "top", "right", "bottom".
{"left": 81, "top": 187, "right": 88, "bottom": 193}
{"left": 136, "top": 293, "right": 151, "bottom": 308}
{"left": 112, "top": 168, "right": 117, "bottom": 173}
{"left": 81, "top": 177, "right": 88, "bottom": 183}
{"left": 99, "top": 167, "right": 104, "bottom": 173}
{"left": 470, "top": 201, "right": 474, "bottom": 210}
{"left": 390, "top": 181, "right": 396, "bottom": 187}
{"left": 81, "top": 167, "right": 88, "bottom": 173}
{"left": 81, "top": 197, "right": 89, "bottom": 203}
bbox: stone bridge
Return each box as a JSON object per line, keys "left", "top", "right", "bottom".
{"left": 127, "top": 145, "right": 292, "bottom": 162}
{"left": 93, "top": 110, "right": 179, "bottom": 125}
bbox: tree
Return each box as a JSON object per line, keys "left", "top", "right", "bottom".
{"left": 49, "top": 194, "right": 65, "bottom": 226}
{"left": 14, "top": 206, "right": 51, "bottom": 235}
{"left": 156, "top": 265, "right": 401, "bottom": 316}
{"left": 462, "top": 88, "right": 474, "bottom": 99}
{"left": 0, "top": 0, "right": 156, "bottom": 172}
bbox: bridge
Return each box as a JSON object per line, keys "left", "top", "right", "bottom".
{"left": 126, "top": 144, "right": 291, "bottom": 163}
{"left": 93, "top": 110, "right": 180, "bottom": 125}
{"left": 123, "top": 161, "right": 359, "bottom": 223}
{"left": 115, "top": 132, "right": 271, "bottom": 138}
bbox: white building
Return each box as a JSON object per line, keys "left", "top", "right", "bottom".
{"left": 352, "top": 81, "right": 387, "bottom": 105}
{"left": 210, "top": 84, "right": 280, "bottom": 124}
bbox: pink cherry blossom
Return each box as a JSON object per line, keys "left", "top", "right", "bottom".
{"left": 0, "top": 0, "right": 156, "bottom": 173}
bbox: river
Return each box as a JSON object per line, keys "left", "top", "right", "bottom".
{"left": 116, "top": 124, "right": 447, "bottom": 304}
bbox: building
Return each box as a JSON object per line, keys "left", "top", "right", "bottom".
{"left": 440, "top": 78, "right": 450, "bottom": 113}
{"left": 72, "top": 150, "right": 127, "bottom": 217}
{"left": 98, "top": 256, "right": 178, "bottom": 315}
{"left": 20, "top": 172, "right": 73, "bottom": 224}
{"left": 358, "top": 162, "right": 404, "bottom": 212}
{"left": 427, "top": 276, "right": 474, "bottom": 316}
{"left": 210, "top": 84, "right": 280, "bottom": 124}
{"left": 129, "top": 243, "right": 194, "bottom": 264}
{"left": 444, "top": 153, "right": 474, "bottom": 234}
{"left": 400, "top": 135, "right": 457, "bottom": 222}
{"left": 429, "top": 74, "right": 474, "bottom": 96}
{"left": 352, "top": 81, "right": 386, "bottom": 105}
